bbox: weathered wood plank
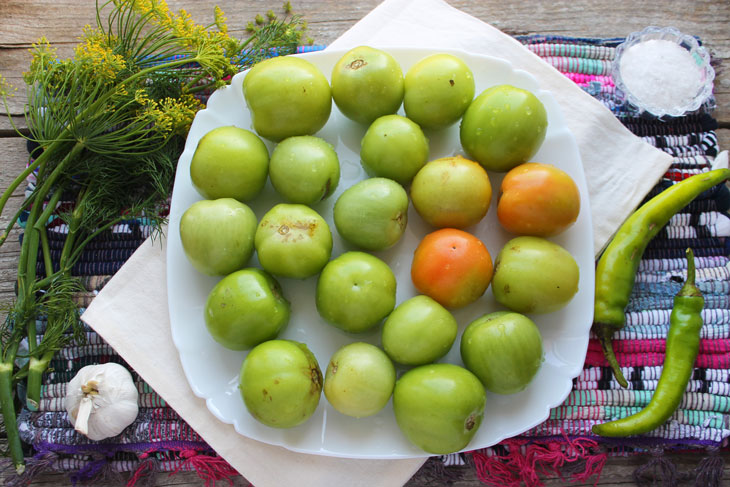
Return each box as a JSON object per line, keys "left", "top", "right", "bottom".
{"left": 0, "top": 138, "right": 27, "bottom": 306}
{"left": 0, "top": 0, "right": 728, "bottom": 130}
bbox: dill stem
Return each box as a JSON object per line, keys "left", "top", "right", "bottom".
{"left": 0, "top": 149, "right": 47, "bottom": 222}
{"left": 31, "top": 186, "right": 65, "bottom": 234}
{"left": 30, "top": 213, "right": 124, "bottom": 292}
{"left": 0, "top": 360, "right": 25, "bottom": 473}
{"left": 26, "top": 352, "right": 53, "bottom": 412}
{"left": 58, "top": 189, "right": 87, "bottom": 271}
{"left": 16, "top": 188, "right": 45, "bottom": 305}
{"left": 15, "top": 143, "right": 82, "bottom": 303}
{"left": 186, "top": 82, "right": 216, "bottom": 94}
{"left": 40, "top": 229, "right": 53, "bottom": 281}
{"left": 12, "top": 142, "right": 82, "bottom": 420}
{"left": 34, "top": 187, "right": 64, "bottom": 281}
{"left": 13, "top": 361, "right": 29, "bottom": 381}
{"left": 65, "top": 214, "right": 122, "bottom": 267}
{"left": 183, "top": 71, "right": 210, "bottom": 92}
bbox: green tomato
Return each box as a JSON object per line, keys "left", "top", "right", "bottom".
{"left": 324, "top": 342, "right": 396, "bottom": 418}
{"left": 461, "top": 311, "right": 543, "bottom": 394}
{"left": 360, "top": 114, "right": 429, "bottom": 185}
{"left": 381, "top": 295, "right": 457, "bottom": 365}
{"left": 316, "top": 251, "right": 396, "bottom": 333}
{"left": 240, "top": 339, "right": 322, "bottom": 428}
{"left": 404, "top": 53, "right": 475, "bottom": 129}
{"left": 179, "top": 198, "right": 257, "bottom": 276}
{"left": 460, "top": 84, "right": 548, "bottom": 172}
{"left": 190, "top": 126, "right": 269, "bottom": 202}
{"left": 393, "top": 363, "right": 485, "bottom": 454}
{"left": 269, "top": 136, "right": 341, "bottom": 205}
{"left": 205, "top": 268, "right": 290, "bottom": 350}
{"left": 255, "top": 204, "right": 333, "bottom": 279}
{"left": 333, "top": 177, "right": 408, "bottom": 251}
{"left": 243, "top": 56, "right": 332, "bottom": 142}
{"left": 492, "top": 236, "right": 579, "bottom": 313}
{"left": 410, "top": 155, "right": 492, "bottom": 228}
{"left": 331, "top": 46, "right": 404, "bottom": 125}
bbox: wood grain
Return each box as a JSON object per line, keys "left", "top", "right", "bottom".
{"left": 0, "top": 139, "right": 27, "bottom": 305}
{"left": 1, "top": 1, "right": 729, "bottom": 486}
{"left": 0, "top": 0, "right": 728, "bottom": 129}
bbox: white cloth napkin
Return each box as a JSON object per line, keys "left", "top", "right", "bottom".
{"left": 81, "top": 0, "right": 674, "bottom": 486}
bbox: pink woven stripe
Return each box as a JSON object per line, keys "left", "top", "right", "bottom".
{"left": 585, "top": 348, "right": 730, "bottom": 369}
{"left": 587, "top": 338, "right": 730, "bottom": 355}
{"left": 562, "top": 72, "right": 615, "bottom": 86}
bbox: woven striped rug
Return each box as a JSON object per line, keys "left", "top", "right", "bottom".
{"left": 8, "top": 36, "right": 730, "bottom": 487}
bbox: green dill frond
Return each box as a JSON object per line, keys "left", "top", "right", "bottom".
{"left": 0, "top": 307, "right": 25, "bottom": 360}
{"left": 238, "top": 12, "right": 308, "bottom": 68}
{"left": 33, "top": 275, "right": 85, "bottom": 356}
{"left": 64, "top": 135, "right": 178, "bottom": 236}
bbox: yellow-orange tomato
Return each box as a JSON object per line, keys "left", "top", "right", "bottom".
{"left": 497, "top": 162, "right": 581, "bottom": 237}
{"left": 411, "top": 229, "right": 493, "bottom": 309}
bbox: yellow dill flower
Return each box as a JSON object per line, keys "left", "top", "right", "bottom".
{"left": 133, "top": 0, "right": 171, "bottom": 17}
{"left": 138, "top": 98, "right": 173, "bottom": 136}
{"left": 23, "top": 37, "right": 57, "bottom": 84}
{"left": 214, "top": 6, "right": 228, "bottom": 34}
{"left": 133, "top": 89, "right": 150, "bottom": 105}
{"left": 74, "top": 29, "right": 126, "bottom": 82}
{"left": 158, "top": 94, "right": 203, "bottom": 135}
{"left": 0, "top": 74, "right": 16, "bottom": 98}
{"left": 129, "top": 0, "right": 174, "bottom": 31}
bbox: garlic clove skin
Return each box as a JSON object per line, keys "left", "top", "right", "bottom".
{"left": 74, "top": 396, "right": 94, "bottom": 436}
{"left": 65, "top": 363, "right": 139, "bottom": 441}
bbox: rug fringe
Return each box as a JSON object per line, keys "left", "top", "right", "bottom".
{"left": 471, "top": 435, "right": 607, "bottom": 487}
{"left": 169, "top": 448, "right": 242, "bottom": 487}
{"left": 3, "top": 450, "right": 57, "bottom": 486}
{"left": 126, "top": 451, "right": 160, "bottom": 487}
{"left": 693, "top": 447, "right": 725, "bottom": 487}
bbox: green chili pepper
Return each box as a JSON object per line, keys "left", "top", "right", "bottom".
{"left": 593, "top": 168, "right": 729, "bottom": 387}
{"left": 592, "top": 248, "right": 703, "bottom": 437}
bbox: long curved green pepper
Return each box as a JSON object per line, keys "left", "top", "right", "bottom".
{"left": 593, "top": 168, "right": 729, "bottom": 387}
{"left": 592, "top": 248, "right": 703, "bottom": 436}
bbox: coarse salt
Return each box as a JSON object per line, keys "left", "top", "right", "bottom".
{"left": 618, "top": 39, "right": 703, "bottom": 113}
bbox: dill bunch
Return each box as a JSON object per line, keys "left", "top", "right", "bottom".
{"left": 0, "top": 0, "right": 310, "bottom": 473}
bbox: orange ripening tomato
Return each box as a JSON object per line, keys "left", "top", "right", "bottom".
{"left": 411, "top": 228, "right": 493, "bottom": 309}
{"left": 497, "top": 162, "right": 580, "bottom": 237}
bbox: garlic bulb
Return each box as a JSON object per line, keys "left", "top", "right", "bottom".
{"left": 65, "top": 362, "right": 139, "bottom": 441}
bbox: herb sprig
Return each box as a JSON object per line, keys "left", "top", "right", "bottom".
{"left": 0, "top": 0, "right": 308, "bottom": 473}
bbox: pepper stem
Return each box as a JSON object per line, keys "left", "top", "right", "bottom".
{"left": 595, "top": 324, "right": 629, "bottom": 388}
{"left": 681, "top": 248, "right": 702, "bottom": 298}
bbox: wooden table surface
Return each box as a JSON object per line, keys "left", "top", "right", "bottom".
{"left": 1, "top": 1, "right": 729, "bottom": 486}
